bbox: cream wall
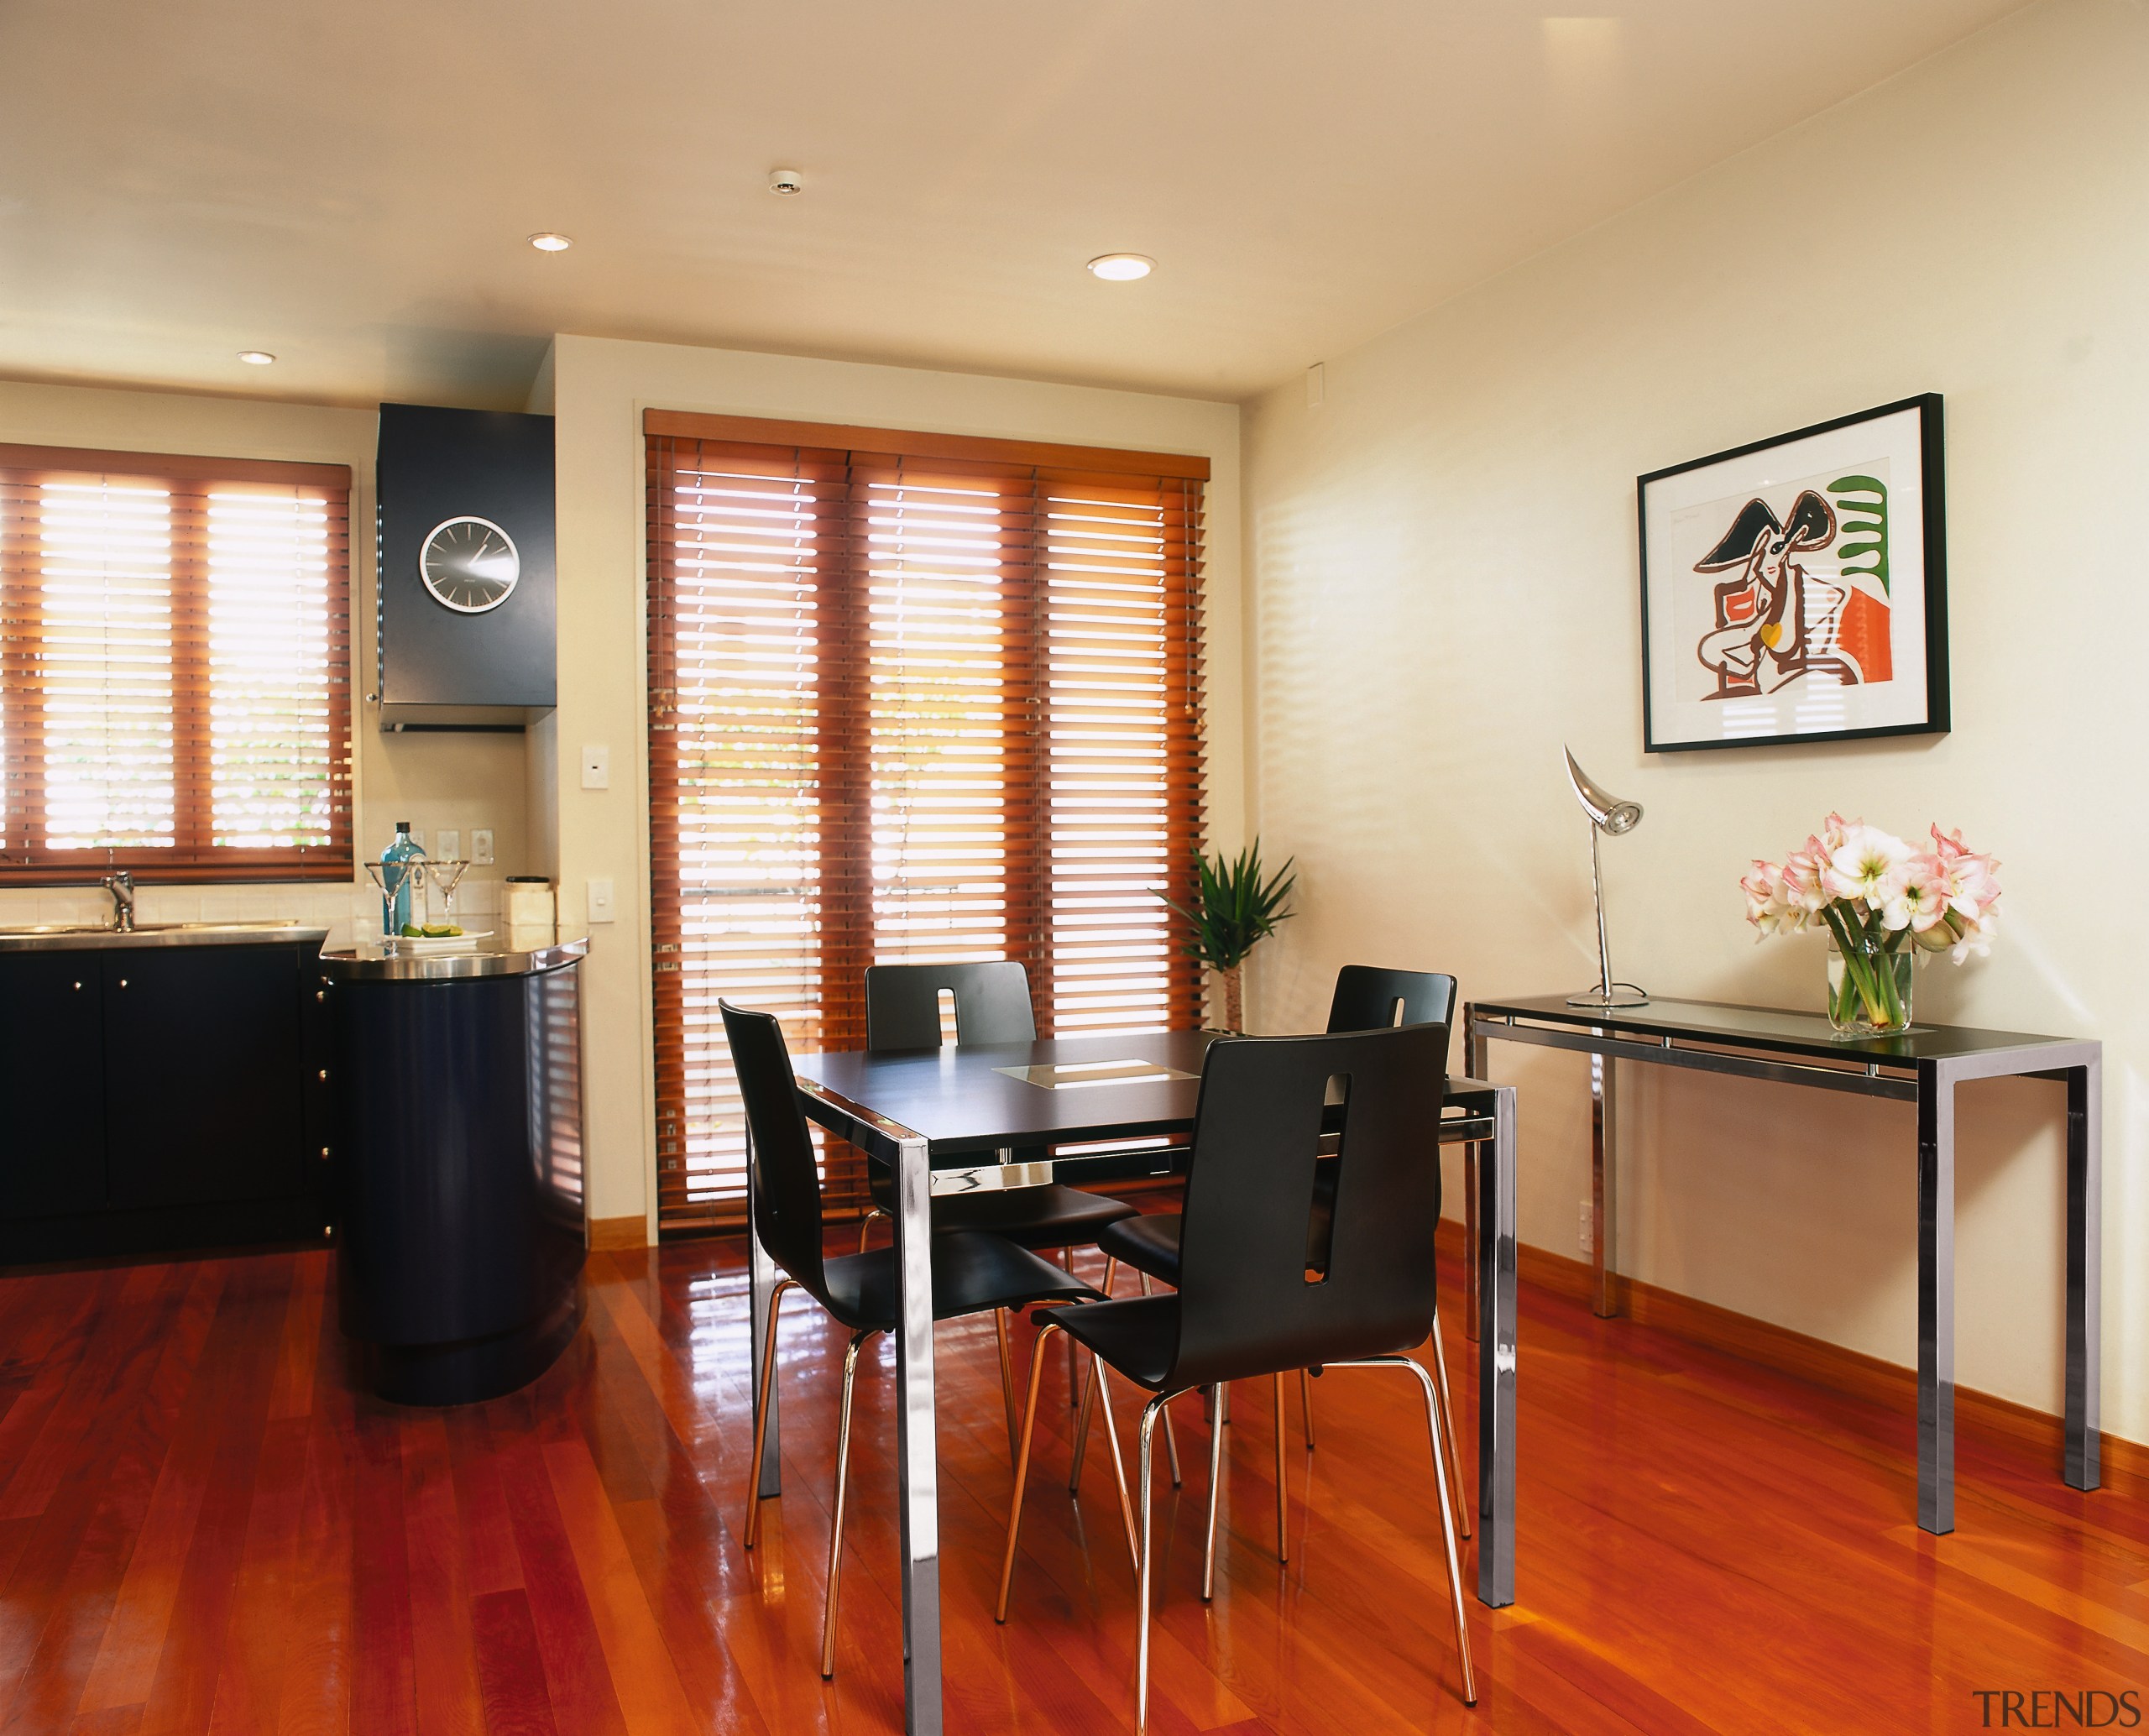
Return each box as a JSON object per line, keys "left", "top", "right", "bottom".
{"left": 1241, "top": 0, "right": 2149, "bottom": 1441}
{"left": 544, "top": 335, "right": 1242, "bottom": 1234}
{"left": 0, "top": 378, "right": 532, "bottom": 937}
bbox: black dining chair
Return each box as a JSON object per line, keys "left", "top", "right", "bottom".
{"left": 1080, "top": 965, "right": 1470, "bottom": 1538}
{"left": 854, "top": 960, "right": 1162, "bottom": 1461}
{"left": 721, "top": 1000, "right": 1123, "bottom": 1681}
{"left": 997, "top": 1023, "right": 1477, "bottom": 1727}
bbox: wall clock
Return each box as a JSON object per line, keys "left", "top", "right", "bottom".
{"left": 419, "top": 515, "right": 520, "bottom": 614}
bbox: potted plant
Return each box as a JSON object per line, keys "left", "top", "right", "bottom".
{"left": 1160, "top": 841, "right": 1297, "bottom": 1033}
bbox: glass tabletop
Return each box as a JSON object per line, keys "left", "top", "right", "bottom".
{"left": 1468, "top": 993, "right": 2087, "bottom": 1064}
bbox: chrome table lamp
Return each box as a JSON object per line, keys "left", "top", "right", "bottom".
{"left": 1564, "top": 747, "right": 1648, "bottom": 1008}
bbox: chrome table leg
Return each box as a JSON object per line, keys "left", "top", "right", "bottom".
{"left": 1590, "top": 1043, "right": 1618, "bottom": 1319}
{"left": 1477, "top": 1083, "right": 1518, "bottom": 1607}
{"left": 2066, "top": 1052, "right": 2103, "bottom": 1492}
{"left": 892, "top": 1132, "right": 943, "bottom": 1732}
{"left": 1463, "top": 1007, "right": 1486, "bottom": 1345}
{"left": 1916, "top": 1063, "right": 1955, "bottom": 1535}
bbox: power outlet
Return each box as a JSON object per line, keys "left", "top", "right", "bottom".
{"left": 471, "top": 829, "right": 495, "bottom": 866}
{"left": 435, "top": 829, "right": 461, "bottom": 864}
{"left": 580, "top": 745, "right": 611, "bottom": 790}
{"left": 1578, "top": 1199, "right": 1594, "bottom": 1257}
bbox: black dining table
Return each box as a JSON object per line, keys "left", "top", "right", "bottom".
{"left": 765, "top": 1027, "right": 1520, "bottom": 1736}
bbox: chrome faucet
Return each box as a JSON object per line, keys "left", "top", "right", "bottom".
{"left": 102, "top": 870, "right": 136, "bottom": 933}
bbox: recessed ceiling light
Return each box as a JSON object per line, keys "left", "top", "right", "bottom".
{"left": 1086, "top": 254, "right": 1154, "bottom": 281}
{"left": 237, "top": 350, "right": 275, "bottom": 365}
{"left": 768, "top": 168, "right": 804, "bottom": 196}
{"left": 528, "top": 232, "right": 573, "bottom": 253}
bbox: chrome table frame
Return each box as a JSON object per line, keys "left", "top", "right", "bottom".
{"left": 1465, "top": 997, "right": 2101, "bottom": 1536}
{"left": 758, "top": 1047, "right": 1520, "bottom": 1736}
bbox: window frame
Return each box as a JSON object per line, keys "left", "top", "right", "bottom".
{"left": 0, "top": 442, "right": 354, "bottom": 886}
{"left": 644, "top": 411, "right": 1210, "bottom": 1234}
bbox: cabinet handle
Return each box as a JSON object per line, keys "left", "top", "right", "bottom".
{"left": 319, "top": 1146, "right": 332, "bottom": 1161}
{"left": 117, "top": 977, "right": 128, "bottom": 989}
{"left": 317, "top": 1069, "right": 329, "bottom": 1082}
{"left": 71, "top": 980, "right": 82, "bottom": 991}
{"left": 316, "top": 990, "right": 327, "bottom": 1002}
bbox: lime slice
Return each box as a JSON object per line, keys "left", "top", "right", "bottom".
{"left": 401, "top": 923, "right": 424, "bottom": 937}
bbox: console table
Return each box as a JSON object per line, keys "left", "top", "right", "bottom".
{"left": 1463, "top": 994, "right": 2099, "bottom": 1535}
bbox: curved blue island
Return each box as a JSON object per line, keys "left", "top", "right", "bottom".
{"left": 322, "top": 939, "right": 588, "bottom": 1404}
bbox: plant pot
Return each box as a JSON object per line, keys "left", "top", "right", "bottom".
{"left": 1826, "top": 931, "right": 1913, "bottom": 1037}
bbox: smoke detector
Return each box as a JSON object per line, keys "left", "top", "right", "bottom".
{"left": 768, "top": 168, "right": 804, "bottom": 196}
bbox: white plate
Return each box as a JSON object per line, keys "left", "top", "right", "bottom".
{"left": 397, "top": 928, "right": 494, "bottom": 954}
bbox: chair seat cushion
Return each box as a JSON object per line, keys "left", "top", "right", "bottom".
{"left": 1096, "top": 1211, "right": 1183, "bottom": 1284}
{"left": 816, "top": 1230, "right": 1096, "bottom": 1336}
{"left": 866, "top": 1174, "right": 1138, "bottom": 1251}
{"left": 1052, "top": 1293, "right": 1179, "bottom": 1391}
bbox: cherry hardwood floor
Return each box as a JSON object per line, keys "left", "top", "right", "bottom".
{"left": 0, "top": 1233, "right": 2142, "bottom": 1735}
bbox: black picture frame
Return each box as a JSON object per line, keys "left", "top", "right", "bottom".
{"left": 1638, "top": 394, "right": 1948, "bottom": 753}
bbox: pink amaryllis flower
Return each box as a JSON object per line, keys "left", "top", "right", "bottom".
{"left": 1740, "top": 860, "right": 1803, "bottom": 939}
{"left": 1884, "top": 854, "right": 1954, "bottom": 934}
{"left": 1823, "top": 824, "right": 1913, "bottom": 910}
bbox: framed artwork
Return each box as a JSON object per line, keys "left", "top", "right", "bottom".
{"left": 1638, "top": 394, "right": 1948, "bottom": 753}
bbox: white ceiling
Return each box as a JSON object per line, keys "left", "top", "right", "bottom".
{"left": 0, "top": 0, "right": 2024, "bottom": 410}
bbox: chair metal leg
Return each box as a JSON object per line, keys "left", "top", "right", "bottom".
{"left": 993, "top": 1309, "right": 1020, "bottom": 1467}
{"left": 1299, "top": 1365, "right": 1317, "bottom": 1450}
{"left": 855, "top": 1205, "right": 885, "bottom": 1254}
{"left": 819, "top": 1331, "right": 869, "bottom": 1678}
{"left": 741, "top": 1277, "right": 794, "bottom": 1550}
{"left": 1200, "top": 1383, "right": 1226, "bottom": 1601}
{"left": 1330, "top": 1355, "right": 1477, "bottom": 1706}
{"left": 1427, "top": 1305, "right": 1471, "bottom": 1540}
{"left": 996, "top": 1318, "right": 1064, "bottom": 1622}
{"left": 1063, "top": 1247, "right": 1079, "bottom": 1405}
{"left": 1067, "top": 1258, "right": 1116, "bottom": 1492}
{"left": 1272, "top": 1373, "right": 1289, "bottom": 1564}
{"left": 1136, "top": 1395, "right": 1169, "bottom": 1735}
{"left": 1137, "top": 1271, "right": 1183, "bottom": 1488}
{"left": 1089, "top": 1357, "right": 1142, "bottom": 1575}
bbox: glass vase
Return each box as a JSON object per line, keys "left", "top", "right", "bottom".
{"left": 1826, "top": 931, "right": 1913, "bottom": 1037}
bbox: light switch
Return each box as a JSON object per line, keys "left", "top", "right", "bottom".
{"left": 471, "top": 829, "right": 495, "bottom": 866}
{"left": 588, "top": 877, "right": 616, "bottom": 923}
{"left": 580, "top": 745, "right": 611, "bottom": 790}
{"left": 436, "top": 829, "right": 461, "bottom": 864}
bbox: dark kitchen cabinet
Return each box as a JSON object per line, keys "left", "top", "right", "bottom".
{"left": 102, "top": 946, "right": 303, "bottom": 1210}
{"left": 0, "top": 940, "right": 327, "bottom": 1262}
{"left": 0, "top": 952, "right": 107, "bottom": 1219}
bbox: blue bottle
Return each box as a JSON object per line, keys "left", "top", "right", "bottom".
{"left": 381, "top": 821, "right": 426, "bottom": 936}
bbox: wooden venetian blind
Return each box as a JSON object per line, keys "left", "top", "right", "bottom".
{"left": 646, "top": 411, "right": 1206, "bottom": 1233}
{"left": 0, "top": 445, "right": 353, "bottom": 882}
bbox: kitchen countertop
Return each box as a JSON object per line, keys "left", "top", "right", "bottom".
{"left": 318, "top": 937, "right": 588, "bottom": 981}
{"left": 0, "top": 921, "right": 331, "bottom": 954}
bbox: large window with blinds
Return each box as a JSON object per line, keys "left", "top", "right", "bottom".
{"left": 0, "top": 445, "right": 353, "bottom": 882}
{"left": 646, "top": 412, "right": 1206, "bottom": 1233}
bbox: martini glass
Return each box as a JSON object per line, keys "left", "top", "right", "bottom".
{"left": 364, "top": 858, "right": 418, "bottom": 954}
{"left": 423, "top": 859, "right": 471, "bottom": 933}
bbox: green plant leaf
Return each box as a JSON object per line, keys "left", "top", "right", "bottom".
{"left": 1155, "top": 838, "right": 1297, "bottom": 970}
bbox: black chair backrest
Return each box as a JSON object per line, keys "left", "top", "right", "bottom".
{"left": 1169, "top": 1023, "right": 1451, "bottom": 1389}
{"left": 864, "top": 960, "right": 1038, "bottom": 1050}
{"left": 719, "top": 1001, "right": 832, "bottom": 1301}
{"left": 1326, "top": 965, "right": 1457, "bottom": 1034}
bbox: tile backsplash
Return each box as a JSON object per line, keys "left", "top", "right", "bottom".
{"left": 0, "top": 875, "right": 507, "bottom": 947}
